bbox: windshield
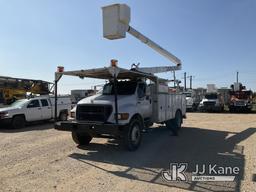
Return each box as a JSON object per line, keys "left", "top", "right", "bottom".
{"left": 185, "top": 93, "right": 192, "bottom": 97}
{"left": 230, "top": 91, "right": 252, "bottom": 99}
{"left": 103, "top": 81, "right": 137, "bottom": 95}
{"left": 9, "top": 99, "right": 28, "bottom": 108}
{"left": 205, "top": 94, "right": 217, "bottom": 99}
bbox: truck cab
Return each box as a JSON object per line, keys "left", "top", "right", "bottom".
{"left": 229, "top": 90, "right": 253, "bottom": 112}
{"left": 184, "top": 91, "right": 197, "bottom": 111}
{"left": 75, "top": 79, "right": 152, "bottom": 125}
{"left": 198, "top": 92, "right": 224, "bottom": 112}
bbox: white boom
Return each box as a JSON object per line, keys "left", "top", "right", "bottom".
{"left": 127, "top": 27, "right": 181, "bottom": 65}
{"left": 102, "top": 4, "right": 182, "bottom": 71}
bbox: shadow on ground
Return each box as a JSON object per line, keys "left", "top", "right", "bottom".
{"left": 69, "top": 126, "right": 256, "bottom": 192}
{"left": 0, "top": 121, "right": 54, "bottom": 133}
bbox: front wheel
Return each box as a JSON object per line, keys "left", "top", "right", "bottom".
{"left": 71, "top": 131, "right": 92, "bottom": 145}
{"left": 11, "top": 116, "right": 26, "bottom": 129}
{"left": 123, "top": 118, "right": 143, "bottom": 151}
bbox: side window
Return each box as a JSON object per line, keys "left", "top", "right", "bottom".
{"left": 27, "top": 100, "right": 40, "bottom": 108}
{"left": 137, "top": 83, "right": 146, "bottom": 98}
{"left": 41, "top": 99, "right": 49, "bottom": 107}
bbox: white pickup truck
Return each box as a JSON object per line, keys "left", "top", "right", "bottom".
{"left": 0, "top": 96, "right": 71, "bottom": 128}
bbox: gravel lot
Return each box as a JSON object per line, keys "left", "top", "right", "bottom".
{"left": 0, "top": 113, "right": 255, "bottom": 192}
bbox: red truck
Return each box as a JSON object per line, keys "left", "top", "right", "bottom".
{"left": 229, "top": 83, "right": 253, "bottom": 112}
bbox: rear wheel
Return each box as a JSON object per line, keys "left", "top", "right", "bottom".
{"left": 166, "top": 110, "right": 182, "bottom": 135}
{"left": 123, "top": 118, "right": 143, "bottom": 151}
{"left": 11, "top": 116, "right": 25, "bottom": 129}
{"left": 71, "top": 131, "right": 92, "bottom": 145}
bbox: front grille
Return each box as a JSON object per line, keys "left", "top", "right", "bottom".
{"left": 76, "top": 104, "right": 112, "bottom": 122}
{"left": 203, "top": 101, "right": 216, "bottom": 106}
{"left": 234, "top": 100, "right": 245, "bottom": 106}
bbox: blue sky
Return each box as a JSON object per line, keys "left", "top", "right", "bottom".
{"left": 0, "top": 0, "right": 255, "bottom": 93}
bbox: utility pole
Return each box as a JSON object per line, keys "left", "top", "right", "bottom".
{"left": 184, "top": 72, "right": 187, "bottom": 91}
{"left": 236, "top": 71, "right": 239, "bottom": 83}
{"left": 189, "top": 75, "right": 192, "bottom": 89}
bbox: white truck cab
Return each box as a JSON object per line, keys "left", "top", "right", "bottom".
{"left": 184, "top": 91, "right": 197, "bottom": 111}
{"left": 198, "top": 92, "right": 224, "bottom": 112}
{"left": 75, "top": 80, "right": 153, "bottom": 125}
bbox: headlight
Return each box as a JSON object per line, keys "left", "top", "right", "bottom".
{"left": 117, "top": 113, "right": 129, "bottom": 120}
{"left": 0, "top": 111, "right": 9, "bottom": 119}
{"left": 70, "top": 111, "right": 76, "bottom": 118}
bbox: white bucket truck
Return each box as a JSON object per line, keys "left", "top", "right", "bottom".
{"left": 54, "top": 4, "right": 186, "bottom": 150}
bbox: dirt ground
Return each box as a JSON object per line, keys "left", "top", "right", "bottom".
{"left": 0, "top": 113, "right": 255, "bottom": 192}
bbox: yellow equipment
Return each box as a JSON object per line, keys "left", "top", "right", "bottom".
{"left": 0, "top": 76, "right": 53, "bottom": 105}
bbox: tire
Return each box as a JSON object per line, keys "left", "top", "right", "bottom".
{"left": 166, "top": 110, "right": 182, "bottom": 135}
{"left": 59, "top": 112, "right": 68, "bottom": 121}
{"left": 123, "top": 118, "right": 143, "bottom": 151}
{"left": 11, "top": 116, "right": 25, "bottom": 129}
{"left": 229, "top": 106, "right": 234, "bottom": 113}
{"left": 192, "top": 104, "right": 197, "bottom": 112}
{"left": 71, "top": 131, "right": 92, "bottom": 145}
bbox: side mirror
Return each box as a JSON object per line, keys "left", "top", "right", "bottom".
{"left": 27, "top": 103, "right": 34, "bottom": 108}
{"left": 146, "top": 86, "right": 151, "bottom": 96}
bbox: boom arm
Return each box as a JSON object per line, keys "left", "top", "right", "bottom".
{"left": 127, "top": 26, "right": 181, "bottom": 65}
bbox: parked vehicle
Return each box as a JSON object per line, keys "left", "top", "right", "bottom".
{"left": 55, "top": 65, "right": 186, "bottom": 150}
{"left": 198, "top": 92, "right": 224, "bottom": 112}
{"left": 0, "top": 76, "right": 53, "bottom": 105}
{"left": 54, "top": 3, "right": 186, "bottom": 151}
{"left": 184, "top": 91, "right": 197, "bottom": 111}
{"left": 229, "top": 83, "right": 253, "bottom": 112}
{"left": 0, "top": 96, "right": 71, "bottom": 128}
{"left": 198, "top": 84, "right": 224, "bottom": 112}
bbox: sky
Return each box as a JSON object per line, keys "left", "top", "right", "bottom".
{"left": 0, "top": 0, "right": 255, "bottom": 93}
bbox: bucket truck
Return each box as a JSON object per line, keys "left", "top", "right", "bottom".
{"left": 229, "top": 82, "right": 253, "bottom": 112}
{"left": 54, "top": 4, "right": 186, "bottom": 151}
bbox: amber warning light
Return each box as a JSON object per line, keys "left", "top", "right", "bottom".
{"left": 111, "top": 59, "right": 118, "bottom": 67}
{"left": 57, "top": 66, "right": 64, "bottom": 72}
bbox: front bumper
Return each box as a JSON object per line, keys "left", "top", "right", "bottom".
{"left": 199, "top": 105, "right": 222, "bottom": 111}
{"left": 55, "top": 120, "right": 123, "bottom": 136}
{"left": 0, "top": 118, "right": 12, "bottom": 125}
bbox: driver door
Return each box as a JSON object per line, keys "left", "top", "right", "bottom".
{"left": 25, "top": 99, "right": 42, "bottom": 121}
{"left": 137, "top": 83, "right": 152, "bottom": 118}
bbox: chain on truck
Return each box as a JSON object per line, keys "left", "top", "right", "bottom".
{"left": 54, "top": 4, "right": 186, "bottom": 151}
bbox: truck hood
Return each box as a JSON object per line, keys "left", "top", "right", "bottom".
{"left": 0, "top": 106, "right": 20, "bottom": 113}
{"left": 0, "top": 107, "right": 20, "bottom": 113}
{"left": 78, "top": 94, "right": 136, "bottom": 106}
{"left": 202, "top": 99, "right": 217, "bottom": 103}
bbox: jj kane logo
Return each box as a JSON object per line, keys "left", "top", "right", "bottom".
{"left": 162, "top": 163, "right": 239, "bottom": 182}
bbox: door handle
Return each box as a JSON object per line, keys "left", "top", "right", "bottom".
{"left": 38, "top": 108, "right": 41, "bottom": 110}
